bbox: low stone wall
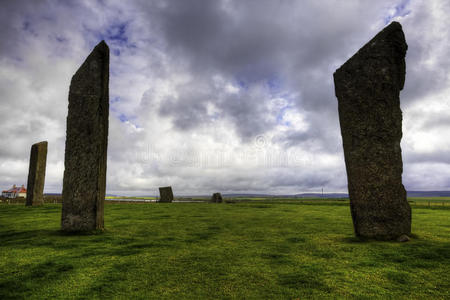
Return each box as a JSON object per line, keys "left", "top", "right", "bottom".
{"left": 0, "top": 195, "right": 62, "bottom": 204}
{"left": 0, "top": 197, "right": 26, "bottom": 204}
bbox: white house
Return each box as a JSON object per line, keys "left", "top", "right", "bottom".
{"left": 2, "top": 185, "right": 27, "bottom": 198}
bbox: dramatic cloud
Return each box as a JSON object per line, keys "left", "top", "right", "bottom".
{"left": 0, "top": 0, "right": 449, "bottom": 195}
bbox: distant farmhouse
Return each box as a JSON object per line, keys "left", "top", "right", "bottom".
{"left": 2, "top": 185, "right": 27, "bottom": 198}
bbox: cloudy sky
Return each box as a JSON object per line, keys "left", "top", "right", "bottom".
{"left": 0, "top": 0, "right": 449, "bottom": 195}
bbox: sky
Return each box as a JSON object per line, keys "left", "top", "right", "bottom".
{"left": 0, "top": 0, "right": 449, "bottom": 196}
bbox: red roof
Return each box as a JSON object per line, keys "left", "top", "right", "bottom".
{"left": 3, "top": 185, "right": 26, "bottom": 193}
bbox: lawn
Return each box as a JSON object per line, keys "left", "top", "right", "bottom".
{"left": 0, "top": 202, "right": 449, "bottom": 299}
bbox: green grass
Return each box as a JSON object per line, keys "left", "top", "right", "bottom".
{"left": 408, "top": 197, "right": 450, "bottom": 201}
{"left": 408, "top": 197, "right": 450, "bottom": 208}
{"left": 1, "top": 202, "right": 449, "bottom": 299}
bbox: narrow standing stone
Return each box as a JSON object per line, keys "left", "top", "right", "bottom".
{"left": 333, "top": 22, "right": 411, "bottom": 240}
{"left": 26, "top": 141, "right": 48, "bottom": 206}
{"left": 159, "top": 186, "right": 174, "bottom": 203}
{"left": 61, "top": 41, "right": 109, "bottom": 232}
{"left": 211, "top": 193, "right": 223, "bottom": 203}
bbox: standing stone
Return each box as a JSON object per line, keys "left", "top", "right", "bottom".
{"left": 159, "top": 186, "right": 174, "bottom": 203}
{"left": 26, "top": 141, "right": 48, "bottom": 206}
{"left": 61, "top": 41, "right": 109, "bottom": 232}
{"left": 211, "top": 193, "right": 223, "bottom": 203}
{"left": 333, "top": 22, "right": 411, "bottom": 240}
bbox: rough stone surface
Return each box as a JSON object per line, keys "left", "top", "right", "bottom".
{"left": 333, "top": 22, "right": 411, "bottom": 240}
{"left": 159, "top": 186, "right": 174, "bottom": 203}
{"left": 26, "top": 141, "right": 48, "bottom": 206}
{"left": 211, "top": 193, "right": 223, "bottom": 203}
{"left": 61, "top": 41, "right": 109, "bottom": 232}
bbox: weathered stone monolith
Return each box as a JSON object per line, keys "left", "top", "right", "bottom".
{"left": 333, "top": 22, "right": 411, "bottom": 240}
{"left": 26, "top": 141, "right": 48, "bottom": 206}
{"left": 159, "top": 186, "right": 174, "bottom": 203}
{"left": 61, "top": 41, "right": 109, "bottom": 232}
{"left": 211, "top": 193, "right": 223, "bottom": 203}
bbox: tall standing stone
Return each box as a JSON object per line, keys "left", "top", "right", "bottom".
{"left": 333, "top": 22, "right": 411, "bottom": 239}
{"left": 26, "top": 141, "right": 48, "bottom": 206}
{"left": 211, "top": 192, "right": 223, "bottom": 203}
{"left": 61, "top": 41, "right": 109, "bottom": 232}
{"left": 159, "top": 186, "right": 174, "bottom": 203}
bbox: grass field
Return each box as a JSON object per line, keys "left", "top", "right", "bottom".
{"left": 1, "top": 202, "right": 449, "bottom": 299}
{"left": 105, "top": 196, "right": 157, "bottom": 200}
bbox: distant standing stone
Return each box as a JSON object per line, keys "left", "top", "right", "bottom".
{"left": 61, "top": 41, "right": 109, "bottom": 232}
{"left": 159, "top": 186, "right": 174, "bottom": 203}
{"left": 211, "top": 193, "right": 223, "bottom": 203}
{"left": 396, "top": 234, "right": 410, "bottom": 242}
{"left": 26, "top": 141, "right": 48, "bottom": 206}
{"left": 333, "top": 22, "right": 411, "bottom": 240}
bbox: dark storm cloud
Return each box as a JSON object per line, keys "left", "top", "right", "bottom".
{"left": 404, "top": 150, "right": 450, "bottom": 165}
{"left": 135, "top": 0, "right": 393, "bottom": 149}
{"left": 158, "top": 91, "right": 210, "bottom": 130}
{"left": 0, "top": 0, "right": 48, "bottom": 57}
{"left": 151, "top": 79, "right": 277, "bottom": 140}
{"left": 218, "top": 86, "right": 279, "bottom": 140}
{"left": 150, "top": 0, "right": 283, "bottom": 78}
{"left": 420, "top": 114, "right": 450, "bottom": 131}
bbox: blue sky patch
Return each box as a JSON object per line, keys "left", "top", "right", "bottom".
{"left": 267, "top": 75, "right": 282, "bottom": 93}
{"left": 104, "top": 22, "right": 128, "bottom": 44}
{"left": 384, "top": 0, "right": 411, "bottom": 24}
{"left": 119, "top": 113, "right": 128, "bottom": 122}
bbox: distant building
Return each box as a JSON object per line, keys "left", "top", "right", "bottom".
{"left": 2, "top": 185, "right": 27, "bottom": 198}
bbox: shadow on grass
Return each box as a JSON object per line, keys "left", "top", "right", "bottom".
{"left": 340, "top": 232, "right": 420, "bottom": 243}
{"left": 277, "top": 264, "right": 332, "bottom": 294}
{"left": 0, "top": 229, "right": 63, "bottom": 245}
{"left": 0, "top": 228, "right": 179, "bottom": 258}
{"left": 339, "top": 234, "right": 450, "bottom": 272}
{"left": 82, "top": 261, "right": 138, "bottom": 298}
{"left": 0, "top": 228, "right": 182, "bottom": 298}
{"left": 0, "top": 257, "right": 136, "bottom": 299}
{"left": 184, "top": 224, "right": 222, "bottom": 243}
{"left": 0, "top": 259, "right": 75, "bottom": 299}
